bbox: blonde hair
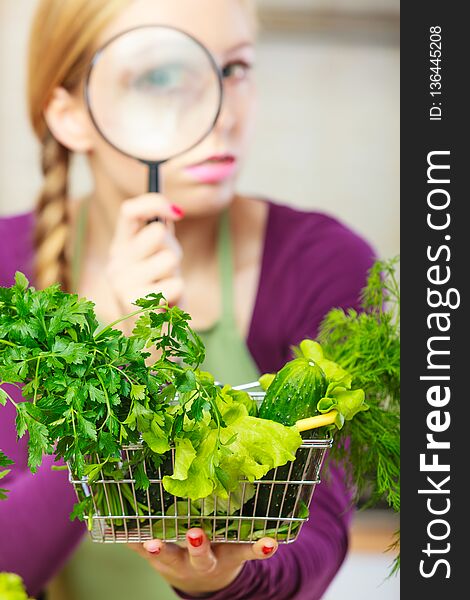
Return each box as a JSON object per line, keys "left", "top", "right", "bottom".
{"left": 27, "top": 0, "right": 129, "bottom": 290}
{"left": 27, "top": 0, "right": 257, "bottom": 291}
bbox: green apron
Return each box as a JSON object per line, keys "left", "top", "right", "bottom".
{"left": 47, "top": 207, "right": 260, "bottom": 600}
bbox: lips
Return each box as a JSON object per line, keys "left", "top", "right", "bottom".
{"left": 184, "top": 154, "right": 238, "bottom": 184}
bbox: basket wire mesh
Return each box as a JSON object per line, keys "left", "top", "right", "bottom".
{"left": 69, "top": 386, "right": 333, "bottom": 544}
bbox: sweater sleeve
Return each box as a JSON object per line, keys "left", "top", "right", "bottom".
{"left": 280, "top": 213, "right": 376, "bottom": 365}
{"left": 0, "top": 387, "right": 86, "bottom": 597}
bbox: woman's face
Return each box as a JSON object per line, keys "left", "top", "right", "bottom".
{"left": 87, "top": 0, "right": 257, "bottom": 216}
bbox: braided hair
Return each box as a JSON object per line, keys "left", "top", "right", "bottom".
{"left": 26, "top": 0, "right": 129, "bottom": 290}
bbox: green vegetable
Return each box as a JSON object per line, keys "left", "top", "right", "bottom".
{"left": 258, "top": 341, "right": 367, "bottom": 431}
{"left": 0, "top": 572, "right": 34, "bottom": 600}
{"left": 149, "top": 499, "right": 308, "bottom": 542}
{"left": 221, "top": 385, "right": 258, "bottom": 417}
{"left": 0, "top": 450, "right": 13, "bottom": 500}
{"left": 258, "top": 357, "right": 327, "bottom": 425}
{"left": 162, "top": 392, "right": 302, "bottom": 500}
{"left": 258, "top": 373, "right": 275, "bottom": 391}
{"left": 315, "top": 256, "right": 400, "bottom": 573}
{"left": 294, "top": 340, "right": 369, "bottom": 429}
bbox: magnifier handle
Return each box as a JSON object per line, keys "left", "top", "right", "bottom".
{"left": 148, "top": 163, "right": 160, "bottom": 194}
{"left": 147, "top": 163, "right": 165, "bottom": 225}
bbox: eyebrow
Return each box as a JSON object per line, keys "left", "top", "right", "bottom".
{"left": 225, "top": 41, "right": 254, "bottom": 54}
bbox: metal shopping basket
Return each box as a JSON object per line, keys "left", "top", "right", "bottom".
{"left": 68, "top": 385, "right": 333, "bottom": 544}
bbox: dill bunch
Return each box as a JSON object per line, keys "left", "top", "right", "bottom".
{"left": 318, "top": 257, "right": 400, "bottom": 571}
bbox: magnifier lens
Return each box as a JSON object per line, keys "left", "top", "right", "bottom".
{"left": 86, "top": 26, "right": 222, "bottom": 164}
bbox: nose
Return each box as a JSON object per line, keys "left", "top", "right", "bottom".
{"left": 214, "top": 84, "right": 237, "bottom": 134}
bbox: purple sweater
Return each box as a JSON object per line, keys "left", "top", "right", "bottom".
{"left": 0, "top": 200, "right": 375, "bottom": 599}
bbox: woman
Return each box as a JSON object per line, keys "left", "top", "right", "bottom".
{"left": 0, "top": 0, "right": 375, "bottom": 598}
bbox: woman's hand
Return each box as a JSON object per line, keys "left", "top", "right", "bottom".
{"left": 105, "top": 194, "right": 185, "bottom": 329}
{"left": 129, "top": 528, "right": 278, "bottom": 596}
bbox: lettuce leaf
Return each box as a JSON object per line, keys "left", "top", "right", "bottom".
{"left": 163, "top": 428, "right": 218, "bottom": 499}
{"left": 162, "top": 397, "right": 302, "bottom": 501}
{"left": 295, "top": 340, "right": 368, "bottom": 429}
{"left": 298, "top": 340, "right": 352, "bottom": 388}
{"left": 218, "top": 416, "right": 301, "bottom": 485}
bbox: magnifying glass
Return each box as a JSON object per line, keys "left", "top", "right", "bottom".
{"left": 85, "top": 25, "right": 223, "bottom": 195}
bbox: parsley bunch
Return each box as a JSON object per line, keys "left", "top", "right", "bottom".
{"left": 0, "top": 272, "right": 212, "bottom": 483}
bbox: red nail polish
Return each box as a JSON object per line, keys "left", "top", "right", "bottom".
{"left": 188, "top": 534, "right": 203, "bottom": 548}
{"left": 262, "top": 545, "right": 274, "bottom": 555}
{"left": 171, "top": 204, "right": 184, "bottom": 217}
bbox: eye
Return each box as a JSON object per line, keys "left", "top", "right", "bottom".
{"left": 131, "top": 63, "right": 189, "bottom": 94}
{"left": 221, "top": 61, "right": 252, "bottom": 81}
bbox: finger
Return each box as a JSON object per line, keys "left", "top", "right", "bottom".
{"left": 122, "top": 195, "right": 184, "bottom": 223}
{"left": 127, "top": 541, "right": 151, "bottom": 558}
{"left": 162, "top": 227, "right": 183, "bottom": 261}
{"left": 220, "top": 537, "right": 278, "bottom": 567}
{"left": 134, "top": 250, "right": 180, "bottom": 282}
{"left": 186, "top": 528, "right": 217, "bottom": 573}
{"left": 125, "top": 222, "right": 168, "bottom": 261}
{"left": 114, "top": 195, "right": 184, "bottom": 244}
{"left": 158, "top": 276, "right": 185, "bottom": 307}
{"left": 138, "top": 539, "right": 183, "bottom": 570}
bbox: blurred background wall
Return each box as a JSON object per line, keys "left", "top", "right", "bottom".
{"left": 0, "top": 0, "right": 399, "bottom": 262}
{"left": 0, "top": 0, "right": 400, "bottom": 597}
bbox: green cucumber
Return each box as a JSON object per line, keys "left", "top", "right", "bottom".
{"left": 258, "top": 357, "right": 327, "bottom": 425}
{"left": 255, "top": 357, "right": 328, "bottom": 534}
